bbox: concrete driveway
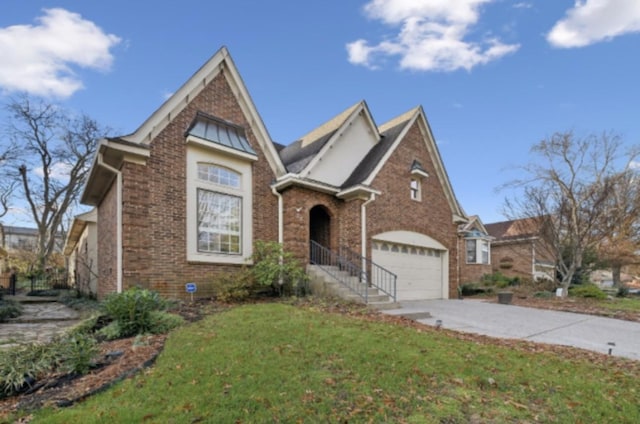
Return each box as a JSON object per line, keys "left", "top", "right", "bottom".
{"left": 382, "top": 299, "right": 640, "bottom": 360}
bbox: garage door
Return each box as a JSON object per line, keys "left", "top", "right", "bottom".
{"left": 372, "top": 236, "right": 446, "bottom": 300}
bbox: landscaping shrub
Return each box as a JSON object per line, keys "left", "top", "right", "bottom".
{"left": 480, "top": 272, "right": 519, "bottom": 288}
{"left": 251, "top": 241, "right": 309, "bottom": 297}
{"left": 147, "top": 310, "right": 185, "bottom": 334}
{"left": 50, "top": 333, "right": 99, "bottom": 375}
{"left": 0, "top": 342, "right": 60, "bottom": 398}
{"left": 569, "top": 283, "right": 607, "bottom": 299}
{"left": 533, "top": 291, "right": 554, "bottom": 299}
{"left": 102, "top": 287, "right": 167, "bottom": 337}
{"left": 211, "top": 269, "right": 256, "bottom": 302}
{"left": 0, "top": 298, "right": 22, "bottom": 322}
{"left": 617, "top": 285, "right": 629, "bottom": 298}
{"left": 460, "top": 283, "right": 492, "bottom": 296}
{"left": 0, "top": 332, "right": 100, "bottom": 398}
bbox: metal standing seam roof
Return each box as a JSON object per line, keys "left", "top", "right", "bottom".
{"left": 186, "top": 112, "right": 256, "bottom": 156}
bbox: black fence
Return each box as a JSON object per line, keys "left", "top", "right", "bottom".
{"left": 27, "top": 272, "right": 71, "bottom": 293}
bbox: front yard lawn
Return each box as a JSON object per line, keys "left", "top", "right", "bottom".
{"left": 30, "top": 302, "right": 640, "bottom": 423}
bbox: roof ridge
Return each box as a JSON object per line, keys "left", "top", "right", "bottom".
{"left": 298, "top": 101, "right": 363, "bottom": 147}
{"left": 378, "top": 106, "right": 420, "bottom": 133}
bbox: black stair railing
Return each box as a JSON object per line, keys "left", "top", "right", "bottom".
{"left": 309, "top": 240, "right": 396, "bottom": 302}
{"left": 339, "top": 245, "right": 396, "bottom": 301}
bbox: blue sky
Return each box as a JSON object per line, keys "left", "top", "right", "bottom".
{"left": 1, "top": 0, "right": 639, "bottom": 227}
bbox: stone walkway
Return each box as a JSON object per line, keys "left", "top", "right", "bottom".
{"left": 0, "top": 296, "right": 82, "bottom": 349}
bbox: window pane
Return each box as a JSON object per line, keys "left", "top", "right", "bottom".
{"left": 197, "top": 164, "right": 241, "bottom": 188}
{"left": 481, "top": 241, "right": 489, "bottom": 264}
{"left": 466, "top": 239, "right": 477, "bottom": 263}
{"left": 197, "top": 189, "right": 241, "bottom": 254}
{"left": 410, "top": 179, "right": 420, "bottom": 200}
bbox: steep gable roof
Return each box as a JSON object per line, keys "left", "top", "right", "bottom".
{"left": 362, "top": 106, "right": 467, "bottom": 222}
{"left": 120, "top": 46, "right": 285, "bottom": 175}
{"left": 279, "top": 101, "right": 378, "bottom": 175}
{"left": 459, "top": 215, "right": 491, "bottom": 237}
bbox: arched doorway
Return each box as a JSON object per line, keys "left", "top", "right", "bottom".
{"left": 309, "top": 205, "right": 331, "bottom": 249}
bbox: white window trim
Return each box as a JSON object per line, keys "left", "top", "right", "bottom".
{"left": 410, "top": 178, "right": 421, "bottom": 201}
{"left": 465, "top": 238, "right": 491, "bottom": 265}
{"left": 186, "top": 145, "right": 253, "bottom": 264}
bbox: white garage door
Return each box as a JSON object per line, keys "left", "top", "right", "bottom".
{"left": 372, "top": 240, "right": 445, "bottom": 300}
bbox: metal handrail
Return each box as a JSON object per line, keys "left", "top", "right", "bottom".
{"left": 309, "top": 240, "right": 397, "bottom": 302}
{"left": 339, "top": 245, "right": 397, "bottom": 301}
{"left": 310, "top": 240, "right": 369, "bottom": 301}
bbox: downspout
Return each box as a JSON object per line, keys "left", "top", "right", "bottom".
{"left": 361, "top": 193, "right": 376, "bottom": 296}
{"left": 271, "top": 186, "right": 284, "bottom": 286}
{"left": 98, "top": 153, "right": 123, "bottom": 294}
{"left": 271, "top": 186, "right": 284, "bottom": 245}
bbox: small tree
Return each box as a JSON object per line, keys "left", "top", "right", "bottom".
{"left": 251, "top": 241, "right": 309, "bottom": 296}
{"left": 503, "top": 131, "right": 640, "bottom": 293}
{"left": 2, "top": 95, "right": 109, "bottom": 270}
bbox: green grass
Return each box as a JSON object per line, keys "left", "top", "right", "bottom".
{"left": 598, "top": 297, "right": 640, "bottom": 313}
{"left": 30, "top": 303, "right": 640, "bottom": 423}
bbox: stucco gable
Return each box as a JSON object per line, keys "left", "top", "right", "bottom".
{"left": 279, "top": 101, "right": 381, "bottom": 187}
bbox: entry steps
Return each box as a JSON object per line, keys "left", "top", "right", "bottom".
{"left": 307, "top": 265, "right": 400, "bottom": 310}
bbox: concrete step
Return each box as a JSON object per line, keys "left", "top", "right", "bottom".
{"left": 308, "top": 264, "right": 401, "bottom": 309}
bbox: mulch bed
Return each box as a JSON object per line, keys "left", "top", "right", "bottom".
{"left": 0, "top": 299, "right": 213, "bottom": 419}
{"left": 508, "top": 296, "right": 640, "bottom": 322}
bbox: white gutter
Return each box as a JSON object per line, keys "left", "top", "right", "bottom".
{"left": 361, "top": 193, "right": 376, "bottom": 271}
{"left": 98, "top": 153, "right": 123, "bottom": 293}
{"left": 271, "top": 186, "right": 284, "bottom": 285}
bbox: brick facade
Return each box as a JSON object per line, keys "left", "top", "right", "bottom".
{"left": 367, "top": 123, "right": 461, "bottom": 298}
{"left": 88, "top": 49, "right": 468, "bottom": 301}
{"left": 109, "top": 71, "right": 278, "bottom": 299}
{"left": 491, "top": 241, "right": 534, "bottom": 279}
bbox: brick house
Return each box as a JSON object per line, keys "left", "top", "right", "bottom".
{"left": 458, "top": 215, "right": 493, "bottom": 284}
{"left": 485, "top": 218, "right": 556, "bottom": 282}
{"left": 73, "top": 47, "right": 470, "bottom": 301}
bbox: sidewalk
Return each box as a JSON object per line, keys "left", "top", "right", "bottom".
{"left": 383, "top": 299, "right": 640, "bottom": 360}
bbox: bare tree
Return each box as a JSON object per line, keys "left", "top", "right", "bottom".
{"left": 503, "top": 131, "right": 639, "bottom": 293}
{"left": 0, "top": 144, "right": 18, "bottom": 268}
{"left": 596, "top": 168, "right": 640, "bottom": 287}
{"left": 3, "top": 95, "right": 108, "bottom": 270}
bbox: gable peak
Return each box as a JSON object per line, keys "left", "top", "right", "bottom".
{"left": 298, "top": 101, "right": 365, "bottom": 148}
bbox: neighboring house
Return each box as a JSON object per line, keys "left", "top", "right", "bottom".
{"left": 64, "top": 209, "right": 98, "bottom": 297}
{"left": 485, "top": 218, "right": 556, "bottom": 282}
{"left": 0, "top": 225, "right": 64, "bottom": 254}
{"left": 458, "top": 215, "right": 493, "bottom": 284}
{"left": 76, "top": 47, "right": 469, "bottom": 301}
{"left": 2, "top": 226, "right": 38, "bottom": 252}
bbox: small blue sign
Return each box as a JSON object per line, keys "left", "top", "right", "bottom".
{"left": 185, "top": 282, "right": 197, "bottom": 293}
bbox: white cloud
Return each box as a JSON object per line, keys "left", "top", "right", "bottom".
{"left": 346, "top": 0, "right": 519, "bottom": 72}
{"left": 33, "top": 162, "right": 73, "bottom": 182}
{"left": 513, "top": 2, "right": 533, "bottom": 9}
{"left": 547, "top": 0, "right": 640, "bottom": 48}
{"left": 0, "top": 8, "right": 121, "bottom": 98}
